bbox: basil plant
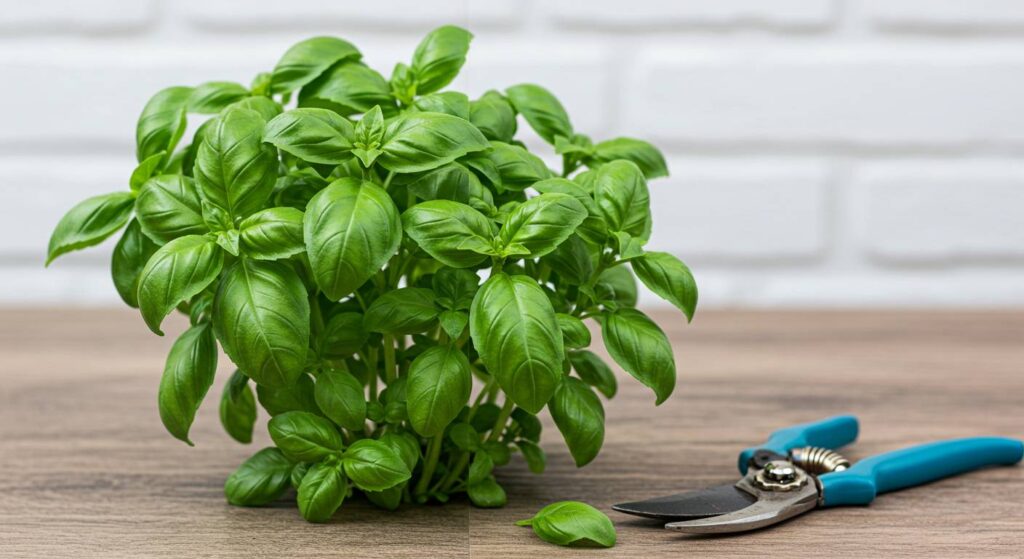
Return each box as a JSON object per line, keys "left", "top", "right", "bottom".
{"left": 46, "top": 25, "right": 697, "bottom": 522}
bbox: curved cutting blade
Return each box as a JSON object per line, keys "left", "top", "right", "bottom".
{"left": 612, "top": 483, "right": 758, "bottom": 521}
{"left": 665, "top": 477, "right": 819, "bottom": 534}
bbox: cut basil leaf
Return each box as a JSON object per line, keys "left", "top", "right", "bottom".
{"left": 516, "top": 501, "right": 616, "bottom": 548}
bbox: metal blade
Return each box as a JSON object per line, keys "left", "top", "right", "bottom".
{"left": 665, "top": 477, "right": 819, "bottom": 534}
{"left": 612, "top": 483, "right": 758, "bottom": 521}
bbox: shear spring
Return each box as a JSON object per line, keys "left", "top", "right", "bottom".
{"left": 789, "top": 446, "right": 850, "bottom": 474}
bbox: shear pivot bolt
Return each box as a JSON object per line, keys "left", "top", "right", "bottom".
{"left": 764, "top": 462, "right": 797, "bottom": 483}
{"left": 753, "top": 460, "right": 808, "bottom": 491}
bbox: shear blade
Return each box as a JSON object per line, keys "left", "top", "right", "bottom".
{"left": 611, "top": 483, "right": 757, "bottom": 521}
{"left": 665, "top": 479, "right": 819, "bottom": 534}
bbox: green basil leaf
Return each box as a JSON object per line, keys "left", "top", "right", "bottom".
{"left": 271, "top": 36, "right": 362, "bottom": 94}
{"left": 377, "top": 112, "right": 489, "bottom": 174}
{"left": 298, "top": 62, "right": 395, "bottom": 117}
{"left": 297, "top": 461, "right": 347, "bottom": 523}
{"left": 486, "top": 141, "right": 550, "bottom": 190}
{"left": 470, "top": 90, "right": 516, "bottom": 142}
{"left": 304, "top": 178, "right": 402, "bottom": 300}
{"left": 470, "top": 273, "right": 563, "bottom": 414}
{"left": 314, "top": 368, "right": 366, "bottom": 432}
{"left": 256, "top": 373, "right": 318, "bottom": 416}
{"left": 220, "top": 370, "right": 257, "bottom": 444}
{"left": 264, "top": 108, "right": 355, "bottom": 165}
{"left": 194, "top": 108, "right": 277, "bottom": 220}
{"left": 590, "top": 137, "right": 668, "bottom": 179}
{"left": 225, "top": 96, "right": 283, "bottom": 121}
{"left": 613, "top": 231, "right": 645, "bottom": 261}
{"left": 467, "top": 477, "right": 506, "bottom": 508}
{"left": 632, "top": 251, "right": 698, "bottom": 322}
{"left": 594, "top": 265, "right": 637, "bottom": 308}
{"left": 407, "top": 345, "right": 472, "bottom": 437}
{"left": 432, "top": 267, "right": 479, "bottom": 310}
{"left": 135, "top": 175, "right": 208, "bottom": 244}
{"left": 549, "top": 377, "right": 604, "bottom": 467}
{"left": 363, "top": 287, "right": 438, "bottom": 335}
{"left": 413, "top": 91, "right": 470, "bottom": 119}
{"left": 540, "top": 234, "right": 594, "bottom": 286}
{"left": 379, "top": 432, "right": 421, "bottom": 472}
{"left": 592, "top": 160, "right": 651, "bottom": 239}
{"left": 364, "top": 485, "right": 403, "bottom": 511}
{"left": 516, "top": 440, "right": 546, "bottom": 474}
{"left": 505, "top": 84, "right": 573, "bottom": 144}
{"left": 290, "top": 462, "right": 310, "bottom": 489}
{"left": 342, "top": 439, "right": 411, "bottom": 491}
{"left": 46, "top": 192, "right": 134, "bottom": 265}
{"left": 483, "top": 441, "right": 511, "bottom": 466}
{"left": 129, "top": 151, "right": 166, "bottom": 192}
{"left": 268, "top": 411, "right": 343, "bottom": 462}
{"left": 601, "top": 308, "right": 675, "bottom": 405}
{"left": 516, "top": 501, "right": 616, "bottom": 548}
{"left": 556, "top": 313, "right": 591, "bottom": 349}
{"left": 511, "top": 407, "right": 542, "bottom": 442}
{"left": 498, "top": 193, "right": 586, "bottom": 258}
{"left": 469, "top": 404, "right": 500, "bottom": 435}
{"left": 459, "top": 151, "right": 503, "bottom": 189}
{"left": 158, "top": 322, "right": 218, "bottom": 445}
{"left": 406, "top": 162, "right": 493, "bottom": 211}
{"left": 319, "top": 312, "right": 367, "bottom": 359}
{"left": 111, "top": 219, "right": 159, "bottom": 308}
{"left": 568, "top": 350, "right": 617, "bottom": 399}
{"left": 410, "top": 25, "right": 473, "bottom": 94}
{"left": 224, "top": 447, "right": 293, "bottom": 506}
{"left": 213, "top": 259, "right": 310, "bottom": 388}
{"left": 448, "top": 422, "right": 480, "bottom": 452}
{"left": 438, "top": 309, "right": 468, "bottom": 340}
{"left": 468, "top": 451, "right": 494, "bottom": 484}
{"left": 533, "top": 178, "right": 606, "bottom": 246}
{"left": 136, "top": 86, "right": 192, "bottom": 164}
{"left": 238, "top": 207, "right": 305, "bottom": 261}
{"left": 402, "top": 200, "right": 496, "bottom": 268}
{"left": 137, "top": 235, "right": 223, "bottom": 335}
{"left": 188, "top": 81, "right": 250, "bottom": 114}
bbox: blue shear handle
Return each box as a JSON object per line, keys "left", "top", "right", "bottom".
{"left": 738, "top": 415, "right": 859, "bottom": 474}
{"left": 820, "top": 437, "right": 1024, "bottom": 507}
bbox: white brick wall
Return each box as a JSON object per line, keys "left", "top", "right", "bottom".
{"left": 5, "top": 0, "right": 1024, "bottom": 308}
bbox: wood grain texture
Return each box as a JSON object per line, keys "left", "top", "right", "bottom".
{"left": 0, "top": 309, "right": 1021, "bottom": 558}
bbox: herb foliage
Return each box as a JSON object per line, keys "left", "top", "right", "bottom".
{"left": 47, "top": 25, "right": 696, "bottom": 522}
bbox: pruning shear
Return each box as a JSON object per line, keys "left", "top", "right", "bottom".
{"left": 613, "top": 415, "right": 1023, "bottom": 534}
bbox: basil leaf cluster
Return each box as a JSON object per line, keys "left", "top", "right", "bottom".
{"left": 46, "top": 24, "right": 696, "bottom": 523}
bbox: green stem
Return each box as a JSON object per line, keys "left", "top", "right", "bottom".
{"left": 415, "top": 435, "right": 443, "bottom": 497}
{"left": 383, "top": 170, "right": 396, "bottom": 189}
{"left": 487, "top": 396, "right": 516, "bottom": 443}
{"left": 383, "top": 334, "right": 397, "bottom": 383}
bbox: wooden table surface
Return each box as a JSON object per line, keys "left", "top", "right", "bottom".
{"left": 1, "top": 309, "right": 1021, "bottom": 558}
